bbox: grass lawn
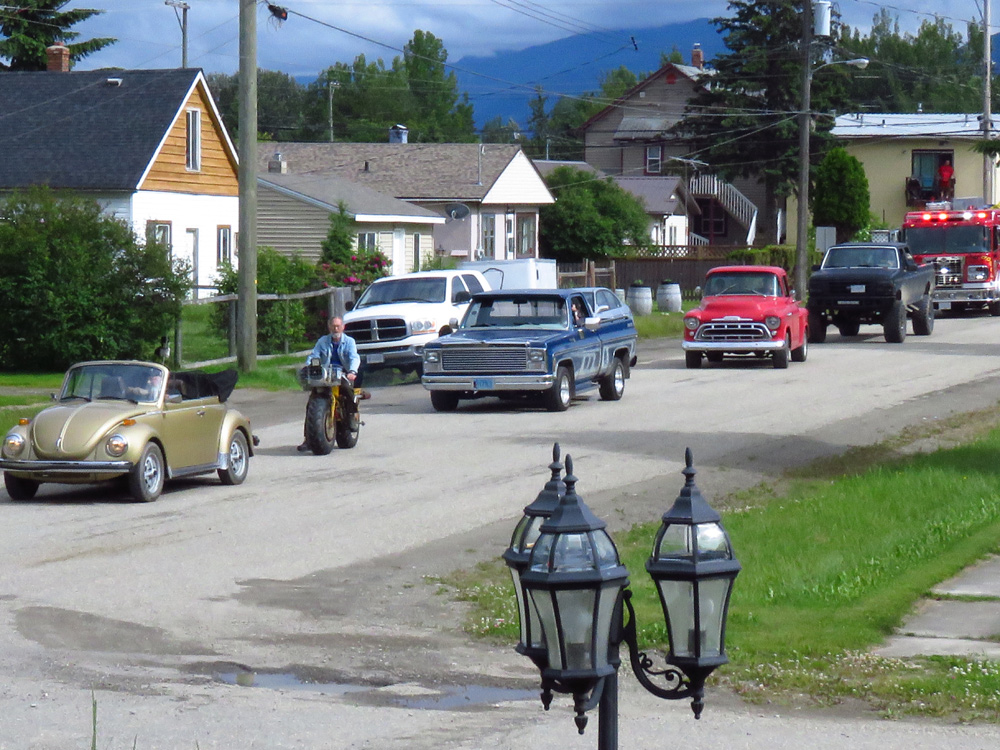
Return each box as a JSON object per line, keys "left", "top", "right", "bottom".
{"left": 445, "top": 422, "right": 1000, "bottom": 722}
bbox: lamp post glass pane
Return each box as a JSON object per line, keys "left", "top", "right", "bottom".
{"left": 553, "top": 532, "right": 595, "bottom": 572}
{"left": 656, "top": 523, "right": 691, "bottom": 556}
{"left": 555, "top": 588, "right": 597, "bottom": 670}
{"left": 658, "top": 579, "right": 696, "bottom": 657}
{"left": 511, "top": 514, "right": 545, "bottom": 554}
{"left": 530, "top": 589, "right": 563, "bottom": 669}
{"left": 698, "top": 577, "right": 732, "bottom": 656}
{"left": 696, "top": 522, "right": 731, "bottom": 560}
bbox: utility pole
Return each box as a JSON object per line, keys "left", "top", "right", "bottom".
{"left": 164, "top": 0, "right": 189, "bottom": 68}
{"left": 328, "top": 81, "right": 339, "bottom": 142}
{"left": 984, "top": 0, "right": 993, "bottom": 205}
{"left": 795, "top": 0, "right": 814, "bottom": 298}
{"left": 237, "top": 0, "right": 258, "bottom": 372}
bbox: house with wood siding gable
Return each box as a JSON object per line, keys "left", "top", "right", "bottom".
{"left": 577, "top": 48, "right": 766, "bottom": 246}
{"left": 257, "top": 143, "right": 554, "bottom": 262}
{"left": 0, "top": 51, "right": 238, "bottom": 297}
{"left": 257, "top": 170, "right": 445, "bottom": 273}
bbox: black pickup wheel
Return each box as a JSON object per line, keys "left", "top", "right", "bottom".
{"left": 912, "top": 293, "right": 934, "bottom": 335}
{"left": 884, "top": 300, "right": 907, "bottom": 343}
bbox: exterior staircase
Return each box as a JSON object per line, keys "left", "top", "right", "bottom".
{"left": 688, "top": 174, "right": 758, "bottom": 245}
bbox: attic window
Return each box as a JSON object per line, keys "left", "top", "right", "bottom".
{"left": 185, "top": 109, "right": 202, "bottom": 171}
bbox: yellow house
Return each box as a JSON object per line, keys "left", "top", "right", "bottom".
{"left": 789, "top": 113, "right": 1000, "bottom": 236}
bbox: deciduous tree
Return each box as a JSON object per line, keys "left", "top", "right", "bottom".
{"left": 539, "top": 166, "right": 649, "bottom": 261}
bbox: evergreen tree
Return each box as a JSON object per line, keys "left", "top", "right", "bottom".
{"left": 674, "top": 0, "right": 808, "bottom": 230}
{"left": 0, "top": 0, "right": 114, "bottom": 71}
{"left": 813, "top": 147, "right": 870, "bottom": 243}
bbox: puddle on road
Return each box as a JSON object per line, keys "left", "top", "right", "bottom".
{"left": 391, "top": 684, "right": 538, "bottom": 710}
{"left": 215, "top": 669, "right": 537, "bottom": 709}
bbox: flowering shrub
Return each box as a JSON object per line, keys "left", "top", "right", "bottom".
{"left": 316, "top": 247, "right": 391, "bottom": 290}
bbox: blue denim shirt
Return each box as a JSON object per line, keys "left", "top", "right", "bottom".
{"left": 306, "top": 333, "right": 360, "bottom": 374}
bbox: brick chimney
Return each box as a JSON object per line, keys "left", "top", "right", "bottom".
{"left": 46, "top": 42, "right": 71, "bottom": 72}
{"left": 691, "top": 43, "right": 704, "bottom": 70}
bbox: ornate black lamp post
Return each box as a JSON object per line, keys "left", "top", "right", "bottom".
{"left": 502, "top": 442, "right": 566, "bottom": 668}
{"left": 508, "top": 448, "right": 741, "bottom": 749}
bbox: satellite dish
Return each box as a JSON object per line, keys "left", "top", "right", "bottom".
{"left": 445, "top": 203, "right": 470, "bottom": 220}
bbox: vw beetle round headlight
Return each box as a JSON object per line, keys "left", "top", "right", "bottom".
{"left": 105, "top": 434, "right": 128, "bottom": 457}
{"left": 765, "top": 315, "right": 781, "bottom": 331}
{"left": 684, "top": 317, "right": 700, "bottom": 331}
{"left": 2, "top": 433, "right": 25, "bottom": 457}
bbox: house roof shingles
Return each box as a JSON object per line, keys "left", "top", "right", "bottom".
{"left": 258, "top": 143, "right": 523, "bottom": 202}
{"left": 259, "top": 172, "right": 443, "bottom": 221}
{"left": 0, "top": 69, "right": 201, "bottom": 191}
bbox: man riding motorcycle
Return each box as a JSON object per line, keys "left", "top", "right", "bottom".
{"left": 297, "top": 316, "right": 360, "bottom": 453}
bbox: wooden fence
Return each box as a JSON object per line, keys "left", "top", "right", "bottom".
{"left": 178, "top": 286, "right": 354, "bottom": 367}
{"left": 559, "top": 246, "right": 751, "bottom": 299}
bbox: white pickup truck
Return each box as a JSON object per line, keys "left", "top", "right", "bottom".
{"left": 343, "top": 270, "right": 491, "bottom": 377}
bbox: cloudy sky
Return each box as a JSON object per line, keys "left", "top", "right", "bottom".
{"left": 66, "top": 0, "right": 965, "bottom": 77}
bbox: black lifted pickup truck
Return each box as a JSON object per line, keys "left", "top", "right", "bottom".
{"left": 807, "top": 242, "right": 935, "bottom": 344}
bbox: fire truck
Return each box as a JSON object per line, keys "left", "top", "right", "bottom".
{"left": 900, "top": 207, "right": 1000, "bottom": 315}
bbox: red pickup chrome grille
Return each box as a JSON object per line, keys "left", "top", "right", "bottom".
{"left": 696, "top": 321, "right": 770, "bottom": 342}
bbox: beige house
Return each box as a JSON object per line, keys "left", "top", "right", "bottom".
{"left": 257, "top": 171, "right": 444, "bottom": 273}
{"left": 827, "top": 113, "right": 1000, "bottom": 230}
{"left": 257, "top": 143, "right": 554, "bottom": 262}
{"left": 578, "top": 48, "right": 763, "bottom": 245}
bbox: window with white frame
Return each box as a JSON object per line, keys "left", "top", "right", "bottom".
{"left": 217, "top": 226, "right": 232, "bottom": 265}
{"left": 358, "top": 232, "right": 378, "bottom": 251}
{"left": 146, "top": 221, "right": 172, "bottom": 253}
{"left": 185, "top": 109, "right": 201, "bottom": 171}
{"left": 516, "top": 214, "right": 536, "bottom": 256}
{"left": 480, "top": 215, "right": 495, "bottom": 257}
{"left": 645, "top": 145, "right": 662, "bottom": 174}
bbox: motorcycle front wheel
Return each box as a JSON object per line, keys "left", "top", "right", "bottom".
{"left": 305, "top": 393, "right": 336, "bottom": 455}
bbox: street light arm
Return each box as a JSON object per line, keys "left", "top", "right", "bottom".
{"left": 619, "top": 589, "right": 707, "bottom": 718}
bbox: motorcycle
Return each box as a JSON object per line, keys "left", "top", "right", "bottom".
{"left": 298, "top": 358, "right": 366, "bottom": 455}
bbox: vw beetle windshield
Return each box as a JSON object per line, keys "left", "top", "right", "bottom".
{"left": 62, "top": 364, "right": 163, "bottom": 403}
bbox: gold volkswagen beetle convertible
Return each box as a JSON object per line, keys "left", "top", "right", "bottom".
{"left": 1, "top": 361, "right": 256, "bottom": 502}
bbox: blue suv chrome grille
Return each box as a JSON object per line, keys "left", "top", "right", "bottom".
{"left": 441, "top": 346, "right": 528, "bottom": 372}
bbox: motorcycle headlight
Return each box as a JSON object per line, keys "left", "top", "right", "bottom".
{"left": 2, "top": 433, "right": 25, "bottom": 457}
{"left": 105, "top": 434, "right": 128, "bottom": 457}
{"left": 968, "top": 265, "right": 989, "bottom": 282}
{"left": 684, "top": 317, "right": 700, "bottom": 331}
{"left": 765, "top": 316, "right": 781, "bottom": 331}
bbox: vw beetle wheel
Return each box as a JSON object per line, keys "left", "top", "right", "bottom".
{"left": 129, "top": 443, "right": 164, "bottom": 502}
{"left": 218, "top": 431, "right": 249, "bottom": 485}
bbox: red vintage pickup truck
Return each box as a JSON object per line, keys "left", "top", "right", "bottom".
{"left": 682, "top": 265, "right": 809, "bottom": 369}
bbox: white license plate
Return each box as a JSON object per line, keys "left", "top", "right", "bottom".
{"left": 938, "top": 301, "right": 952, "bottom": 311}
{"left": 838, "top": 300, "right": 860, "bottom": 305}
{"left": 366, "top": 353, "right": 384, "bottom": 364}
{"left": 473, "top": 378, "right": 494, "bottom": 390}
{"left": 849, "top": 284, "right": 866, "bottom": 293}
